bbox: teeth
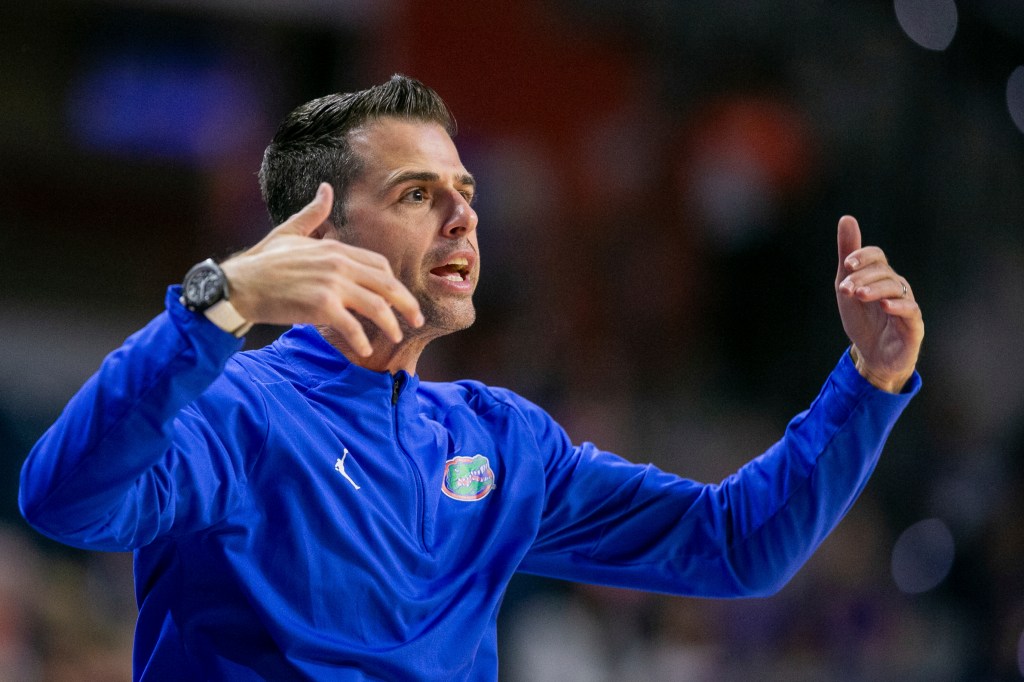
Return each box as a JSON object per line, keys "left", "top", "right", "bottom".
{"left": 432, "top": 256, "right": 469, "bottom": 281}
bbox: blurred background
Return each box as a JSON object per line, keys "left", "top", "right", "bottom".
{"left": 1, "top": 0, "right": 1023, "bottom": 679}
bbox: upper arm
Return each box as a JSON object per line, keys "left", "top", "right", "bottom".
{"left": 19, "top": 293, "right": 264, "bottom": 551}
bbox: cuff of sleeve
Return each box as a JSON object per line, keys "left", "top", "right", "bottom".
{"left": 835, "top": 348, "right": 921, "bottom": 401}
{"left": 166, "top": 285, "right": 246, "bottom": 357}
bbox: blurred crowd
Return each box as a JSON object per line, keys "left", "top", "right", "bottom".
{"left": 1, "top": 0, "right": 1023, "bottom": 679}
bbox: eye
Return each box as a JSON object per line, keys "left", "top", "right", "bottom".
{"left": 402, "top": 188, "right": 427, "bottom": 203}
{"left": 459, "top": 189, "right": 476, "bottom": 205}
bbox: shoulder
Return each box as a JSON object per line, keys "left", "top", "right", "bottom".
{"left": 225, "top": 344, "right": 292, "bottom": 385}
{"left": 419, "top": 379, "right": 567, "bottom": 445}
{"left": 184, "top": 344, "right": 292, "bottom": 424}
{"left": 421, "top": 379, "right": 527, "bottom": 414}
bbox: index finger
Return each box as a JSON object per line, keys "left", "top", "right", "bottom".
{"left": 272, "top": 183, "right": 335, "bottom": 238}
{"left": 843, "top": 245, "right": 889, "bottom": 272}
{"left": 337, "top": 245, "right": 424, "bottom": 328}
{"left": 378, "top": 273, "right": 424, "bottom": 329}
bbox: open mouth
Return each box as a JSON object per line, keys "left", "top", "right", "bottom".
{"left": 430, "top": 257, "right": 471, "bottom": 282}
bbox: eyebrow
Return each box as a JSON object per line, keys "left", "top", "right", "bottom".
{"left": 380, "top": 170, "right": 476, "bottom": 198}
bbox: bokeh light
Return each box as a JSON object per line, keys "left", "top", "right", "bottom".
{"left": 1008, "top": 66, "right": 1024, "bottom": 135}
{"left": 891, "top": 518, "right": 955, "bottom": 594}
{"left": 67, "top": 44, "right": 257, "bottom": 165}
{"left": 1019, "top": 629, "right": 1024, "bottom": 677}
{"left": 894, "top": 0, "right": 959, "bottom": 51}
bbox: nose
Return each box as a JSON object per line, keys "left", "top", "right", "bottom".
{"left": 440, "top": 189, "right": 478, "bottom": 239}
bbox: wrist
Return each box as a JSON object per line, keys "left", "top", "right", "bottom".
{"left": 181, "top": 258, "right": 253, "bottom": 338}
{"left": 204, "top": 300, "right": 253, "bottom": 338}
{"left": 849, "top": 345, "right": 911, "bottom": 394}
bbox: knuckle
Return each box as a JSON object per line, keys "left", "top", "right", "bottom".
{"left": 323, "top": 253, "right": 352, "bottom": 277}
{"left": 372, "top": 253, "right": 393, "bottom": 271}
{"left": 308, "top": 290, "right": 334, "bottom": 310}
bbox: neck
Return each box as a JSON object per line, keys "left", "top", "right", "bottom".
{"left": 317, "top": 325, "right": 436, "bottom": 375}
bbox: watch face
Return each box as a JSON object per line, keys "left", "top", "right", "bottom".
{"left": 183, "top": 261, "right": 225, "bottom": 311}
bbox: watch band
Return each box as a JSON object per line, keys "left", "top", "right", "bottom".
{"left": 203, "top": 299, "right": 254, "bottom": 338}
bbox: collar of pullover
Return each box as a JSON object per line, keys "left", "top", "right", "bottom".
{"left": 271, "top": 324, "right": 419, "bottom": 401}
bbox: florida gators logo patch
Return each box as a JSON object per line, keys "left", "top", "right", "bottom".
{"left": 442, "top": 455, "right": 496, "bottom": 501}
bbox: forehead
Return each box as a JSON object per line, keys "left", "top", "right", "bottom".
{"left": 348, "top": 117, "right": 466, "bottom": 181}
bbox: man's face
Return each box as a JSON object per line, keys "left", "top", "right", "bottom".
{"left": 343, "top": 117, "right": 480, "bottom": 336}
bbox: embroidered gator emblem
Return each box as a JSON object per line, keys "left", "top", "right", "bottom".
{"left": 442, "top": 455, "right": 496, "bottom": 501}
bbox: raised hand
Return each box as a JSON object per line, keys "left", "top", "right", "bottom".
{"left": 835, "top": 215, "right": 924, "bottom": 393}
{"left": 220, "top": 183, "right": 424, "bottom": 357}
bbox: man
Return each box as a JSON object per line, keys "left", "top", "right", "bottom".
{"left": 20, "top": 75, "right": 923, "bottom": 680}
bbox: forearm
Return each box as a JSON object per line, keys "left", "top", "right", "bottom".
{"left": 521, "top": 352, "right": 919, "bottom": 597}
{"left": 708, "top": 352, "right": 919, "bottom": 594}
{"left": 666, "top": 352, "right": 919, "bottom": 596}
{"left": 19, "top": 288, "right": 242, "bottom": 547}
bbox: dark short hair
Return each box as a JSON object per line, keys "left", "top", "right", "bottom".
{"left": 258, "top": 74, "right": 455, "bottom": 228}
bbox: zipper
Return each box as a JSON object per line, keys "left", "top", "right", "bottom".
{"left": 391, "top": 373, "right": 404, "bottom": 405}
{"left": 390, "top": 373, "right": 429, "bottom": 551}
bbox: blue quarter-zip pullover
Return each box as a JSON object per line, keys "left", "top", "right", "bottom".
{"left": 20, "top": 287, "right": 919, "bottom": 680}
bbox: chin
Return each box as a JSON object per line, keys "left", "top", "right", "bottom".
{"left": 421, "top": 299, "right": 476, "bottom": 334}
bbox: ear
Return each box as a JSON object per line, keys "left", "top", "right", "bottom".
{"left": 310, "top": 220, "right": 339, "bottom": 240}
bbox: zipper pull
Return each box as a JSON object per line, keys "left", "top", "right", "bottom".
{"left": 391, "top": 373, "right": 405, "bottom": 405}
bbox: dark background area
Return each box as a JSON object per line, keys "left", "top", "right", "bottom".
{"left": 1, "top": 1, "right": 1023, "bottom": 679}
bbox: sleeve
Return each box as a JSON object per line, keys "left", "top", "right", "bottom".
{"left": 18, "top": 287, "right": 268, "bottom": 552}
{"left": 516, "top": 351, "right": 921, "bottom": 598}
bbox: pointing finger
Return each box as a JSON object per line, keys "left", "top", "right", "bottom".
{"left": 843, "top": 246, "right": 889, "bottom": 272}
{"left": 337, "top": 248, "right": 424, "bottom": 328}
{"left": 327, "top": 305, "right": 373, "bottom": 357}
{"left": 273, "top": 183, "right": 335, "bottom": 238}
{"left": 836, "top": 215, "right": 862, "bottom": 281}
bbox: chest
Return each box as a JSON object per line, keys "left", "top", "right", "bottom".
{"left": 242, "top": 386, "right": 545, "bottom": 573}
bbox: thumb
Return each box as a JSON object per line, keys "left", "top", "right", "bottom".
{"left": 273, "top": 182, "right": 335, "bottom": 237}
{"left": 836, "top": 214, "right": 862, "bottom": 280}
